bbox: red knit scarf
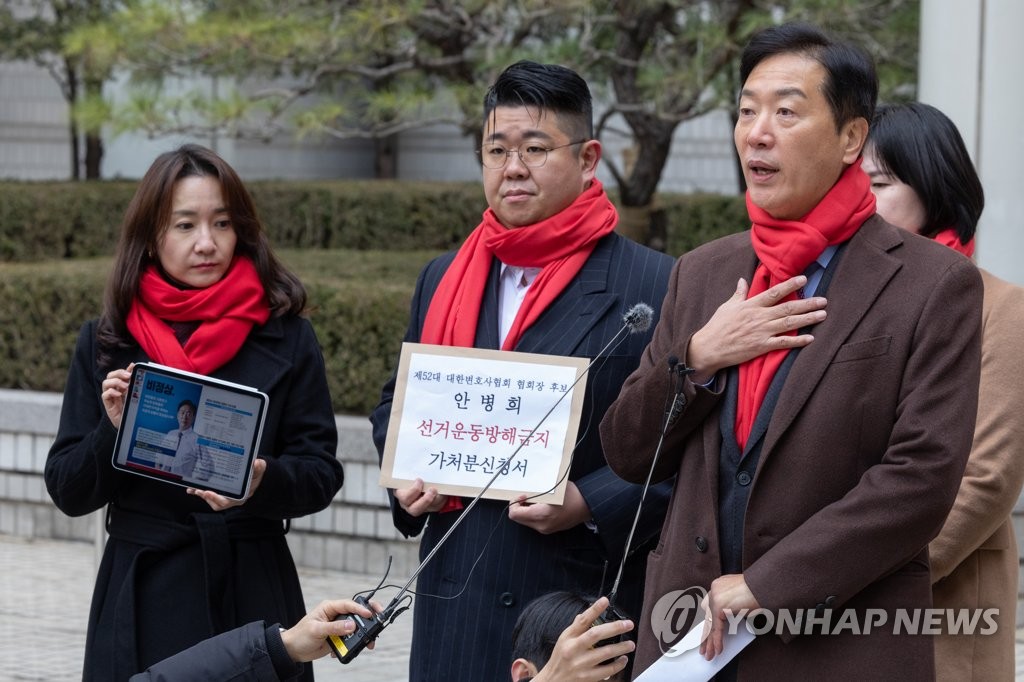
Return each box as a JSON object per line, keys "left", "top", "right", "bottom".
{"left": 933, "top": 228, "right": 975, "bottom": 258}
{"left": 735, "top": 160, "right": 876, "bottom": 449}
{"left": 421, "top": 179, "right": 618, "bottom": 350}
{"left": 127, "top": 256, "right": 270, "bottom": 375}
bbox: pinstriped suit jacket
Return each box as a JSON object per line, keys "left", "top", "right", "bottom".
{"left": 370, "top": 232, "right": 675, "bottom": 681}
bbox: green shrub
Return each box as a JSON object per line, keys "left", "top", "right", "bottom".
{"left": 250, "top": 181, "right": 485, "bottom": 251}
{"left": 0, "top": 179, "right": 751, "bottom": 414}
{"left": 0, "top": 250, "right": 438, "bottom": 415}
{"left": 0, "top": 259, "right": 110, "bottom": 390}
{"left": 0, "top": 180, "right": 745, "bottom": 261}
{"left": 0, "top": 180, "right": 485, "bottom": 261}
{"left": 0, "top": 182, "right": 133, "bottom": 261}
{"left": 662, "top": 193, "right": 750, "bottom": 255}
{"left": 281, "top": 249, "right": 442, "bottom": 413}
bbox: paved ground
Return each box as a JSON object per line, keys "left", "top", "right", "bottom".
{"left": 0, "top": 534, "right": 411, "bottom": 681}
{"left": 4, "top": 534, "right": 1024, "bottom": 681}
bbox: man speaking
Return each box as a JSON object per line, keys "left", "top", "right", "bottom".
{"left": 601, "top": 23, "right": 982, "bottom": 681}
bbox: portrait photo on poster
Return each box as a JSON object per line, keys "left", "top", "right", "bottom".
{"left": 111, "top": 362, "right": 268, "bottom": 500}
{"left": 379, "top": 343, "right": 588, "bottom": 504}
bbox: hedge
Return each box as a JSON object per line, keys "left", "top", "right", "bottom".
{"left": 0, "top": 250, "right": 439, "bottom": 416}
{"left": 0, "top": 179, "right": 747, "bottom": 262}
{"left": 0, "top": 180, "right": 484, "bottom": 261}
{"left": 0, "top": 259, "right": 111, "bottom": 392}
{"left": 0, "top": 180, "right": 749, "bottom": 415}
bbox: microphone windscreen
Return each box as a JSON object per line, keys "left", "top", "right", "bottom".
{"left": 623, "top": 303, "right": 654, "bottom": 334}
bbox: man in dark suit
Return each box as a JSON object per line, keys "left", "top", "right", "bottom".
{"left": 370, "top": 60, "right": 675, "bottom": 681}
{"left": 601, "top": 23, "right": 983, "bottom": 681}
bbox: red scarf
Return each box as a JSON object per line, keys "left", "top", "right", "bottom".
{"left": 735, "top": 160, "right": 876, "bottom": 449}
{"left": 127, "top": 256, "right": 270, "bottom": 375}
{"left": 932, "top": 228, "right": 975, "bottom": 258}
{"left": 421, "top": 179, "right": 618, "bottom": 350}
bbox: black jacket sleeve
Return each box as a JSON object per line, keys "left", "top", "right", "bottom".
{"left": 127, "top": 620, "right": 301, "bottom": 682}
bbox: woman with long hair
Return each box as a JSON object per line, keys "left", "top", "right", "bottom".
{"left": 45, "top": 144, "right": 344, "bottom": 681}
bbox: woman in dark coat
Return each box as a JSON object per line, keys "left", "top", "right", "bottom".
{"left": 45, "top": 144, "right": 344, "bottom": 682}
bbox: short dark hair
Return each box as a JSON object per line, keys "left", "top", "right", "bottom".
{"left": 177, "top": 400, "right": 197, "bottom": 413}
{"left": 740, "top": 22, "right": 877, "bottom": 131}
{"left": 511, "top": 592, "right": 593, "bottom": 669}
{"left": 868, "top": 103, "right": 984, "bottom": 243}
{"left": 482, "top": 60, "right": 593, "bottom": 142}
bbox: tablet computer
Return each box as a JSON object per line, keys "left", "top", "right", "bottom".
{"left": 111, "top": 362, "right": 269, "bottom": 500}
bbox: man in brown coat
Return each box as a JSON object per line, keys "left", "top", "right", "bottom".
{"left": 600, "top": 23, "right": 983, "bottom": 681}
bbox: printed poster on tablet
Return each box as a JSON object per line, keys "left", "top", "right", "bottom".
{"left": 112, "top": 362, "right": 267, "bottom": 500}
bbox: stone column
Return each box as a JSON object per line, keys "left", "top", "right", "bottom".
{"left": 919, "top": 0, "right": 1024, "bottom": 285}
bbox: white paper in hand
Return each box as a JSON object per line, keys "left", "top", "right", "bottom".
{"left": 634, "top": 621, "right": 755, "bottom": 682}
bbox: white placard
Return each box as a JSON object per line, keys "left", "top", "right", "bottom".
{"left": 379, "top": 343, "right": 588, "bottom": 503}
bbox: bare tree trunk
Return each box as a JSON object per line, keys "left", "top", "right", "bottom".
{"left": 83, "top": 76, "right": 103, "bottom": 179}
{"left": 613, "top": 122, "right": 675, "bottom": 250}
{"left": 65, "top": 58, "right": 80, "bottom": 180}
{"left": 374, "top": 134, "right": 397, "bottom": 179}
{"left": 617, "top": 202, "right": 668, "bottom": 252}
{"left": 84, "top": 131, "right": 103, "bottom": 179}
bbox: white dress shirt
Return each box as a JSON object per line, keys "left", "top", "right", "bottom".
{"left": 498, "top": 263, "right": 541, "bottom": 347}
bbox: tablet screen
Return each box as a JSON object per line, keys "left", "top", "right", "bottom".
{"left": 112, "top": 362, "right": 269, "bottom": 500}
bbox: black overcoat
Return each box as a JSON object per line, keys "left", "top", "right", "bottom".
{"left": 46, "top": 314, "right": 343, "bottom": 681}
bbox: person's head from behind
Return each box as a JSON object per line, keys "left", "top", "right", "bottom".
{"left": 510, "top": 591, "right": 628, "bottom": 681}
{"left": 480, "top": 60, "right": 601, "bottom": 229}
{"left": 864, "top": 102, "right": 983, "bottom": 244}
{"left": 176, "top": 400, "right": 196, "bottom": 431}
{"left": 735, "top": 22, "right": 878, "bottom": 220}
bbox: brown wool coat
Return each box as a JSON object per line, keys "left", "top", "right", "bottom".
{"left": 601, "top": 216, "right": 983, "bottom": 682}
{"left": 930, "top": 269, "right": 1024, "bottom": 682}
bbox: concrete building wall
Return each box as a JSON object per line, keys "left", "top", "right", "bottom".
{"left": 394, "top": 112, "right": 740, "bottom": 196}
{"left": 0, "top": 389, "right": 420, "bottom": 577}
{"left": 0, "top": 58, "right": 740, "bottom": 195}
{"left": 919, "top": 0, "right": 1024, "bottom": 285}
{"left": 0, "top": 61, "right": 72, "bottom": 180}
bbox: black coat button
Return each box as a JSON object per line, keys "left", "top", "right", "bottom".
{"left": 499, "top": 592, "right": 516, "bottom": 607}
{"left": 695, "top": 536, "right": 708, "bottom": 553}
{"left": 825, "top": 595, "right": 836, "bottom": 608}
{"left": 737, "top": 471, "right": 752, "bottom": 486}
{"left": 815, "top": 602, "right": 825, "bottom": 615}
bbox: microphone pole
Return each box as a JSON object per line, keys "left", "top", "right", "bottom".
{"left": 328, "top": 302, "right": 655, "bottom": 664}
{"left": 606, "top": 354, "right": 692, "bottom": 614}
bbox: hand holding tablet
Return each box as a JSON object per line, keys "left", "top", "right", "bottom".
{"left": 111, "top": 362, "right": 268, "bottom": 501}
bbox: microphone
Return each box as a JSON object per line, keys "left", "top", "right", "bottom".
{"left": 623, "top": 302, "right": 654, "bottom": 335}
{"left": 606, "top": 354, "right": 690, "bottom": 617}
{"left": 663, "top": 355, "right": 692, "bottom": 426}
{"left": 328, "top": 302, "right": 655, "bottom": 663}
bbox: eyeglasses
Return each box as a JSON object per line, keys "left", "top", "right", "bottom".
{"left": 476, "top": 140, "right": 588, "bottom": 169}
